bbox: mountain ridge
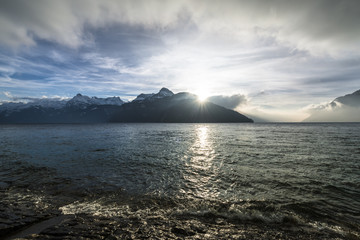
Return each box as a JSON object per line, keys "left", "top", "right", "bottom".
{"left": 0, "top": 88, "right": 253, "bottom": 123}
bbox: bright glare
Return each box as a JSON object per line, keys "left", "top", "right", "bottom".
{"left": 198, "top": 95, "right": 208, "bottom": 102}
{"left": 196, "top": 90, "right": 210, "bottom": 102}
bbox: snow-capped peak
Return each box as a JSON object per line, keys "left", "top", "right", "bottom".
{"left": 0, "top": 94, "right": 125, "bottom": 112}
{"left": 68, "top": 94, "right": 91, "bottom": 104}
{"left": 66, "top": 94, "right": 124, "bottom": 107}
{"left": 99, "top": 97, "right": 125, "bottom": 106}
{"left": 155, "top": 88, "right": 174, "bottom": 98}
{"left": 133, "top": 93, "right": 155, "bottom": 102}
{"left": 132, "top": 88, "right": 174, "bottom": 102}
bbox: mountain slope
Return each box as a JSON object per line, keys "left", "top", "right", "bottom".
{"left": 112, "top": 92, "right": 253, "bottom": 123}
{"left": 333, "top": 90, "right": 360, "bottom": 107}
{"left": 132, "top": 88, "right": 174, "bottom": 102}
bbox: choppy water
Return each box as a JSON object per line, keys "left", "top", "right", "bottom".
{"left": 1, "top": 123, "right": 360, "bottom": 239}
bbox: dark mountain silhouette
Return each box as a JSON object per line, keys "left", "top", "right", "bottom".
{"left": 0, "top": 88, "right": 253, "bottom": 123}
{"left": 111, "top": 92, "right": 253, "bottom": 123}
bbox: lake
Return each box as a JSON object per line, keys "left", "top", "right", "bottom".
{"left": 1, "top": 123, "right": 359, "bottom": 239}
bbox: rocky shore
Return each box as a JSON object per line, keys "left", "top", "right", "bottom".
{"left": 1, "top": 189, "right": 352, "bottom": 240}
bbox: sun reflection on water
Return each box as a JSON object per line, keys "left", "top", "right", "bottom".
{"left": 197, "top": 126, "right": 208, "bottom": 149}
{"left": 182, "top": 125, "right": 220, "bottom": 200}
{"left": 191, "top": 126, "right": 215, "bottom": 168}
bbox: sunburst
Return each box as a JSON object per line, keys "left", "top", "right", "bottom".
{"left": 196, "top": 89, "right": 210, "bottom": 103}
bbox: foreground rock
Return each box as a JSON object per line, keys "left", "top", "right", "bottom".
{"left": 1, "top": 191, "right": 350, "bottom": 240}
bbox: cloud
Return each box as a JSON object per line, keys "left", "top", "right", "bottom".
{"left": 208, "top": 94, "right": 248, "bottom": 110}
{"left": 0, "top": 0, "right": 359, "bottom": 57}
{"left": 0, "top": 0, "right": 183, "bottom": 49}
{"left": 3, "top": 91, "right": 12, "bottom": 98}
{"left": 304, "top": 90, "right": 360, "bottom": 122}
{"left": 0, "top": 1, "right": 83, "bottom": 48}
{"left": 304, "top": 103, "right": 360, "bottom": 122}
{"left": 241, "top": 107, "right": 307, "bottom": 122}
{"left": 3, "top": 94, "right": 68, "bottom": 102}
{"left": 10, "top": 96, "right": 43, "bottom": 102}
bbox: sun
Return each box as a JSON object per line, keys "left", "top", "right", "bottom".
{"left": 196, "top": 90, "right": 210, "bottom": 103}
{"left": 198, "top": 94, "right": 208, "bottom": 102}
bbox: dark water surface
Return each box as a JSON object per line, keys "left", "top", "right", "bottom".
{"left": 1, "top": 123, "right": 359, "bottom": 239}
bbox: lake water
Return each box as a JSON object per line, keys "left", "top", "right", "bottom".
{"left": 0, "top": 123, "right": 359, "bottom": 239}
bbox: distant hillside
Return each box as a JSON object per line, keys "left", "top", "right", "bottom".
{"left": 304, "top": 90, "right": 360, "bottom": 122}
{"left": 334, "top": 90, "right": 360, "bottom": 107}
{"left": 0, "top": 94, "right": 124, "bottom": 123}
{"left": 0, "top": 88, "right": 253, "bottom": 123}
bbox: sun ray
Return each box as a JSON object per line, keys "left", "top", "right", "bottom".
{"left": 195, "top": 89, "right": 210, "bottom": 103}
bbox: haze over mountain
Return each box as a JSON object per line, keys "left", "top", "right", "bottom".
{"left": 0, "top": 88, "right": 253, "bottom": 123}
{"left": 304, "top": 90, "right": 360, "bottom": 122}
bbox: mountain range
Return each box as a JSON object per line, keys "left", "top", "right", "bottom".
{"left": 0, "top": 88, "right": 253, "bottom": 123}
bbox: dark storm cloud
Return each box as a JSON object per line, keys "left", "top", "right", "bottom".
{"left": 1, "top": 0, "right": 360, "bottom": 56}
{"left": 0, "top": 0, "right": 185, "bottom": 49}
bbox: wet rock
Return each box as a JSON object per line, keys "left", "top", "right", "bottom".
{"left": 171, "top": 227, "right": 195, "bottom": 236}
{"left": 191, "top": 224, "right": 207, "bottom": 234}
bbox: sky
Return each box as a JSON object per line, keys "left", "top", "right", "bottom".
{"left": 0, "top": 0, "right": 359, "bottom": 121}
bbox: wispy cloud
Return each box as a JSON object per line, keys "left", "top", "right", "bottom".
{"left": 304, "top": 102, "right": 360, "bottom": 122}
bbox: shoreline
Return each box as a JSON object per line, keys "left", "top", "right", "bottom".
{"left": 2, "top": 213, "right": 351, "bottom": 240}
{"left": 1, "top": 190, "right": 355, "bottom": 240}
